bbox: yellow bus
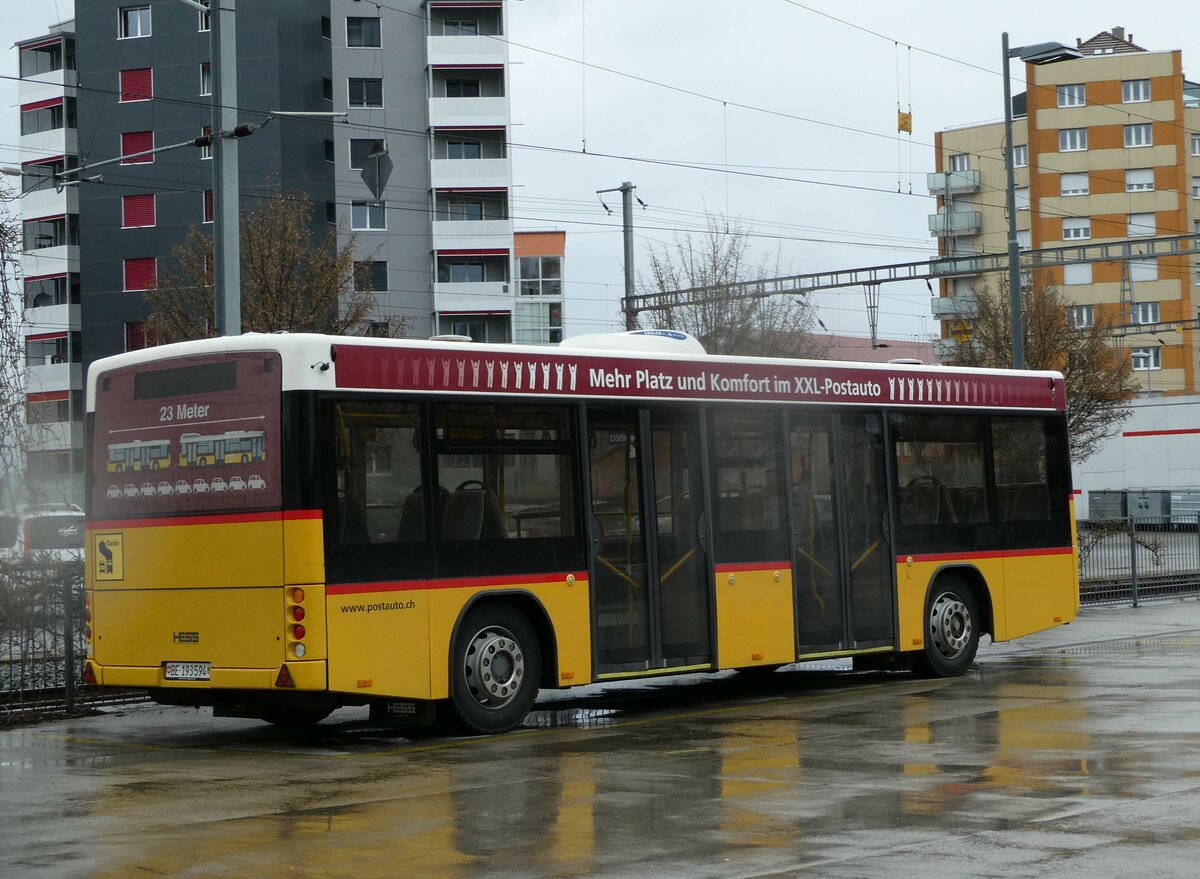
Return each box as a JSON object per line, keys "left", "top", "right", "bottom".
{"left": 106, "top": 437, "right": 171, "bottom": 473}
{"left": 83, "top": 332, "right": 1079, "bottom": 733}
{"left": 179, "top": 429, "right": 267, "bottom": 467}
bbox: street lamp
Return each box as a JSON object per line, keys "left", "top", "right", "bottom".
{"left": 1002, "top": 33, "right": 1081, "bottom": 369}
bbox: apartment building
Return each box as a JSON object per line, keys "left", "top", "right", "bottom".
{"left": 14, "top": 0, "right": 551, "bottom": 506}
{"left": 930, "top": 27, "right": 1200, "bottom": 396}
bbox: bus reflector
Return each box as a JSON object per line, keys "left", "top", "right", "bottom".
{"left": 82, "top": 662, "right": 97, "bottom": 685}
{"left": 752, "top": 652, "right": 764, "bottom": 660}
{"left": 275, "top": 665, "right": 296, "bottom": 688}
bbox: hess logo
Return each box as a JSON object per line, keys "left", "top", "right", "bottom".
{"left": 172, "top": 631, "right": 200, "bottom": 644}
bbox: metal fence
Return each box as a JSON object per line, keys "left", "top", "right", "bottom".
{"left": 1078, "top": 515, "right": 1200, "bottom": 606}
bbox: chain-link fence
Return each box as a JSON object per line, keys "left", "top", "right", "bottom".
{"left": 0, "top": 560, "right": 87, "bottom": 717}
{"left": 1078, "top": 516, "right": 1200, "bottom": 606}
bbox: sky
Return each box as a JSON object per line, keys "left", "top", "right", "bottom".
{"left": 4, "top": 1, "right": 1200, "bottom": 345}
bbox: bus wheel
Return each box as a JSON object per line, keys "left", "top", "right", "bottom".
{"left": 261, "top": 707, "right": 331, "bottom": 727}
{"left": 450, "top": 603, "right": 540, "bottom": 734}
{"left": 914, "top": 578, "right": 979, "bottom": 678}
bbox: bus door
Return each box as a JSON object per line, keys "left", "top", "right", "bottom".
{"left": 789, "top": 412, "right": 894, "bottom": 653}
{"left": 586, "top": 406, "right": 711, "bottom": 675}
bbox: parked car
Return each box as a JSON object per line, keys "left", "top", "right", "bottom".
{"left": 210, "top": 477, "right": 228, "bottom": 492}
{"left": 247, "top": 474, "right": 266, "bottom": 490}
{"left": 158, "top": 481, "right": 174, "bottom": 495}
{"left": 228, "top": 475, "right": 246, "bottom": 491}
{"left": 123, "top": 483, "right": 139, "bottom": 499}
{"left": 192, "top": 479, "right": 209, "bottom": 494}
{"left": 140, "top": 482, "right": 156, "bottom": 497}
{"left": 106, "top": 484, "right": 122, "bottom": 500}
{"left": 175, "top": 479, "right": 192, "bottom": 495}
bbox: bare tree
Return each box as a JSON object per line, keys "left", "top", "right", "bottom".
{"left": 637, "top": 214, "right": 826, "bottom": 358}
{"left": 0, "top": 182, "right": 32, "bottom": 508}
{"left": 147, "top": 187, "right": 409, "bottom": 342}
{"left": 947, "top": 275, "right": 1136, "bottom": 463}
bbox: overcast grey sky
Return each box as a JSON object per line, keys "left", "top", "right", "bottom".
{"left": 5, "top": 2, "right": 1200, "bottom": 343}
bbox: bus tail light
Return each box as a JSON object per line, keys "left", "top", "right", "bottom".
{"left": 286, "top": 588, "right": 308, "bottom": 660}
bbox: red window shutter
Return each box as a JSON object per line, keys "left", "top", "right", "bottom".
{"left": 203, "top": 190, "right": 214, "bottom": 223}
{"left": 123, "top": 257, "right": 157, "bottom": 291}
{"left": 121, "top": 131, "right": 154, "bottom": 164}
{"left": 119, "top": 68, "right": 152, "bottom": 102}
{"left": 122, "top": 194, "right": 156, "bottom": 228}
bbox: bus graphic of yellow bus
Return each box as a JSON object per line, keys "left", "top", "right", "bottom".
{"left": 107, "top": 438, "right": 171, "bottom": 473}
{"left": 179, "top": 430, "right": 266, "bottom": 467}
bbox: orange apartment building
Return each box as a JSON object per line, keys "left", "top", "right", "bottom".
{"left": 931, "top": 27, "right": 1200, "bottom": 396}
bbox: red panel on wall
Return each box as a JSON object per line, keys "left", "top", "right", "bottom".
{"left": 119, "top": 68, "right": 153, "bottom": 102}
{"left": 121, "top": 131, "right": 154, "bottom": 164}
{"left": 203, "top": 190, "right": 214, "bottom": 223}
{"left": 123, "top": 257, "right": 157, "bottom": 291}
{"left": 122, "top": 194, "right": 156, "bottom": 228}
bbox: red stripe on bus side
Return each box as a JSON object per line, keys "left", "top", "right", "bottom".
{"left": 328, "top": 571, "right": 589, "bottom": 596}
{"left": 87, "top": 509, "right": 321, "bottom": 530}
{"left": 898, "top": 546, "right": 1073, "bottom": 564}
{"left": 714, "top": 561, "right": 792, "bottom": 573}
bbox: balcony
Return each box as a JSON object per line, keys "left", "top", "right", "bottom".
{"left": 22, "top": 184, "right": 76, "bottom": 222}
{"left": 27, "top": 419, "right": 83, "bottom": 452}
{"left": 929, "top": 254, "right": 985, "bottom": 277}
{"left": 430, "top": 157, "right": 511, "bottom": 189}
{"left": 432, "top": 218, "right": 513, "bottom": 252}
{"left": 25, "top": 304, "right": 80, "bottom": 333}
{"left": 428, "top": 96, "right": 509, "bottom": 129}
{"left": 927, "top": 170, "right": 981, "bottom": 195}
{"left": 427, "top": 35, "right": 507, "bottom": 66}
{"left": 17, "top": 68, "right": 77, "bottom": 107}
{"left": 931, "top": 295, "right": 978, "bottom": 319}
{"left": 928, "top": 210, "right": 982, "bottom": 237}
{"left": 22, "top": 245, "right": 79, "bottom": 279}
{"left": 25, "top": 362, "right": 82, "bottom": 395}
{"left": 434, "top": 281, "right": 513, "bottom": 314}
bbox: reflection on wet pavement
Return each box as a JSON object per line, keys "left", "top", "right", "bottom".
{"left": 7, "top": 627, "right": 1200, "bottom": 877}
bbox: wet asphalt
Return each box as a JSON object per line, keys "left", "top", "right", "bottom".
{"left": 4, "top": 599, "right": 1200, "bottom": 878}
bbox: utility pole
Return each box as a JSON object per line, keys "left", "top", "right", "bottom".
{"left": 211, "top": 0, "right": 240, "bottom": 336}
{"left": 598, "top": 182, "right": 638, "bottom": 330}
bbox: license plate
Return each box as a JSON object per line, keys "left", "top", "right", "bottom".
{"left": 165, "top": 662, "right": 211, "bottom": 681}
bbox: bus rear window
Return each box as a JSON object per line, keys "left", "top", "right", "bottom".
{"left": 91, "top": 353, "right": 282, "bottom": 518}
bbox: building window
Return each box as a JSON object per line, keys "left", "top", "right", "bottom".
{"left": 1131, "top": 347, "right": 1161, "bottom": 370}
{"left": 125, "top": 321, "right": 155, "bottom": 352}
{"left": 24, "top": 217, "right": 77, "bottom": 250}
{"left": 1067, "top": 305, "right": 1094, "bottom": 328}
{"left": 1125, "top": 123, "right": 1153, "bottom": 148}
{"left": 21, "top": 100, "right": 73, "bottom": 136}
{"left": 1015, "top": 187, "right": 1029, "bottom": 211}
{"left": 326, "top": 202, "right": 337, "bottom": 225}
{"left": 347, "top": 17, "right": 381, "bottom": 47}
{"left": 349, "top": 138, "right": 386, "bottom": 170}
{"left": 518, "top": 256, "right": 562, "bottom": 297}
{"left": 323, "top": 78, "right": 333, "bottom": 103}
{"left": 119, "top": 68, "right": 152, "bottom": 102}
{"left": 203, "top": 190, "right": 214, "bottom": 224}
{"left": 119, "top": 6, "right": 151, "bottom": 39}
{"left": 120, "top": 131, "right": 154, "bottom": 164}
{"left": 444, "top": 19, "right": 479, "bottom": 35}
{"left": 122, "top": 194, "right": 155, "bottom": 228}
{"left": 348, "top": 78, "right": 383, "bottom": 108}
{"left": 354, "top": 260, "right": 388, "bottom": 292}
{"left": 446, "top": 79, "right": 481, "bottom": 98}
{"left": 1060, "top": 173, "right": 1088, "bottom": 196}
{"left": 123, "top": 257, "right": 157, "bottom": 291}
{"left": 20, "top": 41, "right": 66, "bottom": 77}
{"left": 200, "top": 63, "right": 211, "bottom": 96}
{"left": 321, "top": 16, "right": 331, "bottom": 39}
{"left": 948, "top": 153, "right": 970, "bottom": 172}
{"left": 447, "top": 140, "right": 482, "bottom": 160}
{"left": 25, "top": 275, "right": 80, "bottom": 309}
{"left": 197, "top": 0, "right": 210, "bottom": 32}
{"left": 446, "top": 199, "right": 484, "bottom": 221}
{"left": 1131, "top": 258, "right": 1158, "bottom": 282}
{"left": 351, "top": 201, "right": 386, "bottom": 230}
{"left": 1064, "top": 263, "right": 1092, "bottom": 285}
{"left": 1128, "top": 212, "right": 1155, "bottom": 237}
{"left": 1193, "top": 134, "right": 1200, "bottom": 156}
{"left": 25, "top": 334, "right": 80, "bottom": 367}
{"left": 447, "top": 262, "right": 484, "bottom": 283}
{"left": 514, "top": 301, "right": 563, "bottom": 344}
{"left": 1132, "top": 301, "right": 1160, "bottom": 324}
{"left": 1126, "top": 168, "right": 1154, "bottom": 192}
{"left": 199, "top": 126, "right": 212, "bottom": 160}
{"left": 1013, "top": 144, "right": 1028, "bottom": 167}
{"left": 1122, "top": 79, "right": 1151, "bottom": 103}
{"left": 1193, "top": 176, "right": 1200, "bottom": 199}
{"left": 1059, "top": 128, "right": 1087, "bottom": 152}
{"left": 1057, "top": 83, "right": 1086, "bottom": 107}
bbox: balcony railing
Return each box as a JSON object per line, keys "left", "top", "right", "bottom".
{"left": 927, "top": 170, "right": 981, "bottom": 195}
{"left": 931, "top": 295, "right": 978, "bottom": 319}
{"left": 928, "top": 210, "right": 982, "bottom": 237}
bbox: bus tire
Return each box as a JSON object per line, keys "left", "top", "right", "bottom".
{"left": 913, "top": 577, "right": 979, "bottom": 678}
{"left": 450, "top": 603, "right": 540, "bottom": 734}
